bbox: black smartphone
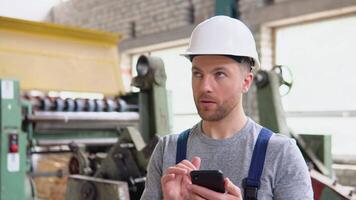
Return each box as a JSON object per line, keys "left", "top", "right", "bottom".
{"left": 190, "top": 170, "right": 225, "bottom": 193}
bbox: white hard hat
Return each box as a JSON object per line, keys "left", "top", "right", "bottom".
{"left": 182, "top": 15, "right": 260, "bottom": 70}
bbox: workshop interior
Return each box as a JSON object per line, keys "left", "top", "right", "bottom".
{"left": 1, "top": 0, "right": 356, "bottom": 199}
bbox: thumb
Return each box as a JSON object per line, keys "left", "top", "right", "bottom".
{"left": 224, "top": 178, "right": 241, "bottom": 197}
{"left": 191, "top": 156, "right": 201, "bottom": 169}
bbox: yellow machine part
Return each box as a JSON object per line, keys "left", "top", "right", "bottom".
{"left": 0, "top": 16, "right": 125, "bottom": 95}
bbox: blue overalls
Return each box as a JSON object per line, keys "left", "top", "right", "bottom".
{"left": 175, "top": 127, "right": 272, "bottom": 200}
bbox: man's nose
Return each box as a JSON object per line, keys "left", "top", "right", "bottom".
{"left": 200, "top": 77, "right": 213, "bottom": 93}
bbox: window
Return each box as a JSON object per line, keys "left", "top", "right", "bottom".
{"left": 275, "top": 15, "right": 356, "bottom": 156}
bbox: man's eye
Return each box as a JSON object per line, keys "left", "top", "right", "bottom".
{"left": 193, "top": 71, "right": 202, "bottom": 78}
{"left": 215, "top": 72, "right": 226, "bottom": 78}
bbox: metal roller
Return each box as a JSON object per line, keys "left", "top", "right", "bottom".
{"left": 55, "top": 98, "right": 65, "bottom": 111}
{"left": 95, "top": 100, "right": 105, "bottom": 112}
{"left": 66, "top": 98, "right": 75, "bottom": 111}
{"left": 105, "top": 99, "right": 116, "bottom": 112}
{"left": 117, "top": 99, "right": 126, "bottom": 112}
{"left": 28, "top": 96, "right": 136, "bottom": 113}
{"left": 41, "top": 97, "right": 54, "bottom": 111}
{"left": 86, "top": 99, "right": 96, "bottom": 112}
{"left": 75, "top": 99, "right": 85, "bottom": 112}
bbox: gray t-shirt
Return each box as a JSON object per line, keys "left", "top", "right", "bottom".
{"left": 141, "top": 118, "right": 313, "bottom": 200}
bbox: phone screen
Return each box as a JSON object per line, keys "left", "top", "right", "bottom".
{"left": 190, "top": 170, "right": 225, "bottom": 193}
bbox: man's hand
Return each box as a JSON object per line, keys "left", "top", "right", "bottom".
{"left": 161, "top": 157, "right": 201, "bottom": 200}
{"left": 187, "top": 177, "right": 242, "bottom": 200}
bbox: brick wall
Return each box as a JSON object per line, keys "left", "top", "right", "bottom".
{"left": 49, "top": 0, "right": 214, "bottom": 39}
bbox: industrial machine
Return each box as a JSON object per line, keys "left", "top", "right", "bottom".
{"left": 0, "top": 16, "right": 170, "bottom": 200}
{"left": 255, "top": 65, "right": 356, "bottom": 200}
{"left": 1, "top": 54, "right": 169, "bottom": 200}
{"left": 64, "top": 55, "right": 171, "bottom": 200}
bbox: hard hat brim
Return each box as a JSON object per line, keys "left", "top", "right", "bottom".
{"left": 180, "top": 52, "right": 260, "bottom": 70}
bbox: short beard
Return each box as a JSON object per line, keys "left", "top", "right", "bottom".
{"left": 195, "top": 96, "right": 238, "bottom": 121}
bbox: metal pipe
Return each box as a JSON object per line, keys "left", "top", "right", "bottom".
{"left": 36, "top": 138, "right": 119, "bottom": 146}
{"left": 29, "top": 169, "right": 67, "bottom": 178}
{"left": 27, "top": 111, "right": 139, "bottom": 123}
{"left": 30, "top": 150, "right": 72, "bottom": 154}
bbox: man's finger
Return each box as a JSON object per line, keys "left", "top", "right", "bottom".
{"left": 177, "top": 162, "right": 194, "bottom": 172}
{"left": 183, "top": 174, "right": 192, "bottom": 185}
{"left": 164, "top": 166, "right": 187, "bottom": 176}
{"left": 161, "top": 173, "right": 175, "bottom": 185}
{"left": 192, "top": 156, "right": 201, "bottom": 169}
{"left": 181, "top": 159, "right": 197, "bottom": 170}
{"left": 224, "top": 178, "right": 241, "bottom": 197}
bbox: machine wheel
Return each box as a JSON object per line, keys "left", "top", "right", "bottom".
{"left": 80, "top": 181, "right": 97, "bottom": 200}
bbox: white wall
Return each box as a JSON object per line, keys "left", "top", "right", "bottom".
{"left": 0, "top": 0, "right": 60, "bottom": 21}
{"left": 275, "top": 14, "right": 356, "bottom": 156}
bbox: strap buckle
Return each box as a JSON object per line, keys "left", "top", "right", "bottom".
{"left": 243, "top": 178, "right": 259, "bottom": 200}
{"left": 244, "top": 186, "right": 258, "bottom": 200}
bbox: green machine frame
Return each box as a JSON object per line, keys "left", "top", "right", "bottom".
{"left": 0, "top": 80, "right": 27, "bottom": 200}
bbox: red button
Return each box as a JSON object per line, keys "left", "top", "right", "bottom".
{"left": 10, "top": 144, "right": 18, "bottom": 153}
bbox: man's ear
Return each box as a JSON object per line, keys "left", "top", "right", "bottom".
{"left": 242, "top": 72, "right": 254, "bottom": 93}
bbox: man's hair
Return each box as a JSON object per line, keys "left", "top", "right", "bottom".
{"left": 226, "top": 55, "right": 254, "bottom": 72}
{"left": 190, "top": 55, "right": 254, "bottom": 72}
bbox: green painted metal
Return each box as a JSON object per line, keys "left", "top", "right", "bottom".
{"left": 320, "top": 186, "right": 346, "bottom": 200}
{"left": 256, "top": 71, "right": 290, "bottom": 136}
{"left": 300, "top": 134, "right": 333, "bottom": 178}
{"left": 20, "top": 101, "right": 36, "bottom": 174}
{"left": 255, "top": 70, "right": 330, "bottom": 174}
{"left": 0, "top": 80, "right": 26, "bottom": 200}
{"left": 152, "top": 76, "right": 170, "bottom": 137}
{"left": 133, "top": 55, "right": 171, "bottom": 142}
{"left": 21, "top": 100, "right": 34, "bottom": 144}
{"left": 215, "top": 0, "right": 237, "bottom": 17}
{"left": 138, "top": 91, "right": 153, "bottom": 143}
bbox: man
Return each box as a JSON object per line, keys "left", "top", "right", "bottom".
{"left": 141, "top": 16, "right": 313, "bottom": 200}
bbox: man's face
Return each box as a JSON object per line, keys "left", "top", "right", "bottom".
{"left": 191, "top": 55, "right": 253, "bottom": 121}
